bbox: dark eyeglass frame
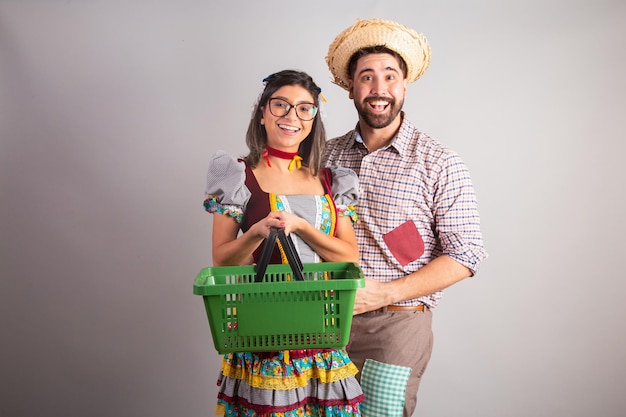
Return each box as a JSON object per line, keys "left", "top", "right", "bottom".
{"left": 267, "top": 97, "right": 318, "bottom": 121}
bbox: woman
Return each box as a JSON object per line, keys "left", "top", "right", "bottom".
{"left": 203, "top": 70, "right": 364, "bottom": 416}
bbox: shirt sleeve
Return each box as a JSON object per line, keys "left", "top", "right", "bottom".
{"left": 434, "top": 153, "right": 487, "bottom": 275}
{"left": 329, "top": 166, "right": 359, "bottom": 223}
{"left": 203, "top": 150, "right": 250, "bottom": 223}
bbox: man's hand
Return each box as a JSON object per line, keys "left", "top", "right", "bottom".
{"left": 351, "top": 256, "right": 473, "bottom": 315}
{"left": 352, "top": 277, "right": 393, "bottom": 315}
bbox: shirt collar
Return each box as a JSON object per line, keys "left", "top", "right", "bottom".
{"left": 352, "top": 112, "right": 411, "bottom": 157}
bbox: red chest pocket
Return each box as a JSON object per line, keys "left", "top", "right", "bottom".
{"left": 382, "top": 220, "right": 425, "bottom": 266}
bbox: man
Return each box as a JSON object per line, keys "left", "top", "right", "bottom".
{"left": 323, "top": 18, "right": 488, "bottom": 416}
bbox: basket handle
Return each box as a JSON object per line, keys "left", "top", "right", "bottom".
{"left": 255, "top": 227, "right": 305, "bottom": 282}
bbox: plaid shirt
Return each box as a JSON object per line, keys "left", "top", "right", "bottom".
{"left": 323, "top": 114, "right": 487, "bottom": 308}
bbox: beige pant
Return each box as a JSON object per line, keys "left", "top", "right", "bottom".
{"left": 347, "top": 308, "right": 434, "bottom": 417}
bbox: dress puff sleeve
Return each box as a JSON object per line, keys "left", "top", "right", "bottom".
{"left": 329, "top": 166, "right": 359, "bottom": 223}
{"left": 203, "top": 150, "right": 251, "bottom": 223}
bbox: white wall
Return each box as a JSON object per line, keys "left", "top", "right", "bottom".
{"left": 1, "top": 1, "right": 625, "bottom": 416}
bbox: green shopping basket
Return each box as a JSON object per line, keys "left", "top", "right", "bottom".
{"left": 193, "top": 227, "right": 365, "bottom": 354}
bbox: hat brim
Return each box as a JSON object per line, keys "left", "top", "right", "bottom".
{"left": 326, "top": 18, "right": 431, "bottom": 90}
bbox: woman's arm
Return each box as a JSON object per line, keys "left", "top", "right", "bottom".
{"left": 211, "top": 211, "right": 286, "bottom": 266}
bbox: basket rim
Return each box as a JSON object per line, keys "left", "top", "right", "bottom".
{"left": 193, "top": 262, "right": 365, "bottom": 295}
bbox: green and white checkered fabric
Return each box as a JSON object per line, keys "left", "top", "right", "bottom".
{"left": 360, "top": 359, "right": 412, "bottom": 417}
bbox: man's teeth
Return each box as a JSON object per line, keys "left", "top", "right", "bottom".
{"left": 279, "top": 124, "right": 299, "bottom": 131}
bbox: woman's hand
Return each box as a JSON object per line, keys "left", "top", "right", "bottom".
{"left": 272, "top": 211, "right": 307, "bottom": 236}
{"left": 212, "top": 212, "right": 285, "bottom": 266}
{"left": 250, "top": 211, "right": 302, "bottom": 238}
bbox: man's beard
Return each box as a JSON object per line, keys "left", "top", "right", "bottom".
{"left": 355, "top": 96, "right": 404, "bottom": 129}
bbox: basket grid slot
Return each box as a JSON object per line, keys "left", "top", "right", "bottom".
{"left": 219, "top": 332, "right": 344, "bottom": 351}
{"left": 222, "top": 293, "right": 239, "bottom": 331}
{"left": 250, "top": 270, "right": 343, "bottom": 283}
{"left": 224, "top": 273, "right": 255, "bottom": 284}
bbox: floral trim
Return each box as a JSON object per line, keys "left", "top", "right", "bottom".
{"left": 319, "top": 196, "right": 333, "bottom": 237}
{"left": 221, "top": 360, "right": 359, "bottom": 390}
{"left": 203, "top": 195, "right": 244, "bottom": 223}
{"left": 337, "top": 205, "right": 358, "bottom": 223}
{"left": 323, "top": 194, "right": 338, "bottom": 237}
{"left": 220, "top": 349, "right": 359, "bottom": 390}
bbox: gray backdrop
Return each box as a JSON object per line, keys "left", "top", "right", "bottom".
{"left": 2, "top": 1, "right": 625, "bottom": 416}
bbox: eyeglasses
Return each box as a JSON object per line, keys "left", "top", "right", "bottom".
{"left": 267, "top": 98, "right": 318, "bottom": 121}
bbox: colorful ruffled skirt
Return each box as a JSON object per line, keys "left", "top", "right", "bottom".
{"left": 216, "top": 348, "right": 363, "bottom": 416}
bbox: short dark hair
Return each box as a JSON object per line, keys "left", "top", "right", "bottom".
{"left": 244, "top": 70, "right": 326, "bottom": 176}
{"left": 347, "top": 45, "right": 408, "bottom": 82}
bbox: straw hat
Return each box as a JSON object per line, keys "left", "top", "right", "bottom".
{"left": 326, "top": 18, "right": 431, "bottom": 90}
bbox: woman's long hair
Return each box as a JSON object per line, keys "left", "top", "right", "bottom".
{"left": 244, "top": 70, "right": 326, "bottom": 176}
